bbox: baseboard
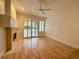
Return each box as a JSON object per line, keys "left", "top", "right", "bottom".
{"left": 0, "top": 50, "right": 6, "bottom": 58}
{"left": 46, "top": 34, "right": 79, "bottom": 49}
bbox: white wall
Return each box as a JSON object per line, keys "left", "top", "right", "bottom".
{"left": 11, "top": 3, "right": 17, "bottom": 27}
{"left": 0, "top": 27, "right": 6, "bottom": 57}
{"left": 0, "top": 0, "right": 5, "bottom": 14}
{"left": 11, "top": 3, "right": 17, "bottom": 20}
{"left": 17, "top": 13, "right": 24, "bottom": 39}
{"left": 46, "top": 0, "right": 79, "bottom": 49}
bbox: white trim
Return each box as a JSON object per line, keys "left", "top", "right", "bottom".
{"left": 46, "top": 34, "right": 79, "bottom": 49}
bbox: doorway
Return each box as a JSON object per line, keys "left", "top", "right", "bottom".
{"left": 24, "top": 18, "right": 45, "bottom": 38}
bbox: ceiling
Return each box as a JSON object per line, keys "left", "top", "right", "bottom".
{"left": 12, "top": 0, "right": 50, "bottom": 17}
{"left": 12, "top": 0, "right": 79, "bottom": 18}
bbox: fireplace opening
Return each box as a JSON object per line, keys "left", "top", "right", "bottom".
{"left": 13, "top": 33, "right": 16, "bottom": 41}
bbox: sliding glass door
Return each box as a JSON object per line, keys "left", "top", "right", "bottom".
{"left": 24, "top": 19, "right": 38, "bottom": 38}
{"left": 32, "top": 20, "right": 38, "bottom": 37}
{"left": 24, "top": 18, "right": 45, "bottom": 38}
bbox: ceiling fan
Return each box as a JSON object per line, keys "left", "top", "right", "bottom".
{"left": 36, "top": 0, "right": 51, "bottom": 15}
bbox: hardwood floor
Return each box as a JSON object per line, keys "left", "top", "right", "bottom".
{"left": 1, "top": 37, "right": 79, "bottom": 59}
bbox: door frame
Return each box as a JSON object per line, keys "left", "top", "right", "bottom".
{"left": 24, "top": 19, "right": 39, "bottom": 38}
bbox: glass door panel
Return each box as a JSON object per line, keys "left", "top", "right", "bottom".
{"left": 35, "top": 29, "right": 38, "bottom": 36}
{"left": 24, "top": 19, "right": 28, "bottom": 37}
{"left": 27, "top": 20, "right": 31, "bottom": 37}
{"left": 32, "top": 20, "right": 38, "bottom": 37}
{"left": 24, "top": 28, "right": 28, "bottom": 37}
{"left": 39, "top": 20, "right": 45, "bottom": 32}
{"left": 32, "top": 29, "right": 35, "bottom": 37}
{"left": 35, "top": 20, "right": 38, "bottom": 36}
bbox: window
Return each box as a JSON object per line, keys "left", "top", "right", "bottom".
{"left": 39, "top": 20, "right": 45, "bottom": 32}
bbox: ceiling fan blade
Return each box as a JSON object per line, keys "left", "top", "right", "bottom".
{"left": 39, "top": 8, "right": 51, "bottom": 11}
{"left": 40, "top": 10, "right": 45, "bottom": 15}
{"left": 43, "top": 9, "right": 51, "bottom": 11}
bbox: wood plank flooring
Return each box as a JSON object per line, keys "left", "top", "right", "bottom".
{"left": 1, "top": 37, "right": 79, "bottom": 59}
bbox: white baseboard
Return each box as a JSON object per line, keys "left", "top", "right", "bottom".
{"left": 46, "top": 34, "right": 79, "bottom": 49}
{"left": 0, "top": 50, "right": 6, "bottom": 58}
